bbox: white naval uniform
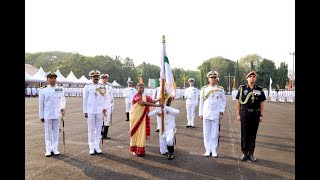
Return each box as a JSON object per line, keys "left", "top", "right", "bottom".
{"left": 39, "top": 85, "right": 66, "bottom": 154}
{"left": 152, "top": 86, "right": 162, "bottom": 130}
{"left": 148, "top": 106, "right": 180, "bottom": 154}
{"left": 184, "top": 86, "right": 199, "bottom": 126}
{"left": 103, "top": 84, "right": 114, "bottom": 126}
{"left": 32, "top": 87, "right": 37, "bottom": 96}
{"left": 123, "top": 87, "right": 136, "bottom": 112}
{"left": 27, "top": 87, "right": 31, "bottom": 96}
{"left": 199, "top": 84, "right": 226, "bottom": 156}
{"left": 232, "top": 89, "right": 238, "bottom": 100}
{"left": 83, "top": 83, "right": 108, "bottom": 152}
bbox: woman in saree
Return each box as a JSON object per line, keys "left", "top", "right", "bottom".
{"left": 130, "top": 83, "right": 163, "bottom": 156}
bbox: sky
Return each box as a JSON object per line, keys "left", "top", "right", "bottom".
{"left": 25, "top": 0, "right": 295, "bottom": 72}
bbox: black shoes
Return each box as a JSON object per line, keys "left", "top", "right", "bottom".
{"left": 186, "top": 125, "right": 195, "bottom": 128}
{"left": 167, "top": 153, "right": 174, "bottom": 160}
{"left": 240, "top": 154, "right": 247, "bottom": 161}
{"left": 156, "top": 129, "right": 159, "bottom": 132}
{"left": 126, "top": 112, "right": 130, "bottom": 121}
{"left": 249, "top": 155, "right": 257, "bottom": 162}
{"left": 240, "top": 154, "right": 257, "bottom": 162}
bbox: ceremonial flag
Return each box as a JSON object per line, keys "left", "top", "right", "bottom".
{"left": 160, "top": 35, "right": 175, "bottom": 101}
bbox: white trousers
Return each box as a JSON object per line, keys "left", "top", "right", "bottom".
{"left": 186, "top": 104, "right": 196, "bottom": 126}
{"left": 203, "top": 118, "right": 219, "bottom": 154}
{"left": 88, "top": 113, "right": 103, "bottom": 150}
{"left": 159, "top": 128, "right": 175, "bottom": 154}
{"left": 103, "top": 106, "right": 112, "bottom": 126}
{"left": 156, "top": 115, "right": 161, "bottom": 130}
{"left": 44, "top": 119, "right": 60, "bottom": 153}
{"left": 125, "top": 101, "right": 132, "bottom": 112}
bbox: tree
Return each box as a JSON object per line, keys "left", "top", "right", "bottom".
{"left": 239, "top": 53, "right": 263, "bottom": 72}
{"left": 197, "top": 56, "right": 235, "bottom": 90}
{"left": 235, "top": 60, "right": 240, "bottom": 88}
{"left": 257, "top": 59, "right": 277, "bottom": 88}
{"left": 136, "top": 62, "right": 160, "bottom": 87}
{"left": 276, "top": 62, "right": 288, "bottom": 89}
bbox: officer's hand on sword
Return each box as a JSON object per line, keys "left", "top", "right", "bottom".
{"left": 61, "top": 109, "right": 65, "bottom": 116}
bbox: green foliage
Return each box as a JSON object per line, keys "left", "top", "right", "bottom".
{"left": 197, "top": 56, "right": 235, "bottom": 91}
{"left": 239, "top": 53, "right": 263, "bottom": 72}
{"left": 257, "top": 59, "right": 277, "bottom": 88}
{"left": 276, "top": 62, "right": 288, "bottom": 89}
{"left": 25, "top": 51, "right": 289, "bottom": 90}
{"left": 136, "top": 62, "right": 160, "bottom": 86}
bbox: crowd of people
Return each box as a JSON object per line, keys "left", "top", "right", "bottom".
{"left": 37, "top": 68, "right": 273, "bottom": 162}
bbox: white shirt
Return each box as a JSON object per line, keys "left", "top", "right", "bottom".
{"left": 148, "top": 106, "right": 180, "bottom": 134}
{"left": 103, "top": 84, "right": 114, "bottom": 107}
{"left": 83, "top": 83, "right": 108, "bottom": 114}
{"left": 39, "top": 84, "right": 66, "bottom": 119}
{"left": 199, "top": 84, "right": 226, "bottom": 120}
{"left": 123, "top": 87, "right": 136, "bottom": 103}
{"left": 184, "top": 86, "right": 199, "bottom": 105}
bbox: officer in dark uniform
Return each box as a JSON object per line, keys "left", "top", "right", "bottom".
{"left": 236, "top": 71, "right": 266, "bottom": 162}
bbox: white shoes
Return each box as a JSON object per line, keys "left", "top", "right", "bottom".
{"left": 204, "top": 151, "right": 218, "bottom": 157}
{"left": 45, "top": 151, "right": 51, "bottom": 157}
{"left": 89, "top": 149, "right": 95, "bottom": 155}
{"left": 212, "top": 149, "right": 218, "bottom": 157}
{"left": 52, "top": 150, "right": 60, "bottom": 155}
{"left": 204, "top": 152, "right": 210, "bottom": 157}
{"left": 212, "top": 152, "right": 217, "bottom": 157}
{"left": 95, "top": 148, "right": 102, "bottom": 154}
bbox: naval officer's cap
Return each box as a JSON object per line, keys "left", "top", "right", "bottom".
{"left": 89, "top": 70, "right": 101, "bottom": 77}
{"left": 188, "top": 78, "right": 195, "bottom": 82}
{"left": 100, "top": 73, "right": 109, "bottom": 78}
{"left": 207, "top": 70, "right": 219, "bottom": 78}
{"left": 46, "top": 72, "right": 58, "bottom": 78}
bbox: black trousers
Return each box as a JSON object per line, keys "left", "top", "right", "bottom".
{"left": 240, "top": 110, "right": 260, "bottom": 155}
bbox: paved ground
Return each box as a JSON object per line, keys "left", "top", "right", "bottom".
{"left": 26, "top": 96, "right": 295, "bottom": 180}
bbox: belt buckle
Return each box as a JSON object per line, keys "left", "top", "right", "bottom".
{"left": 247, "top": 109, "right": 253, "bottom": 112}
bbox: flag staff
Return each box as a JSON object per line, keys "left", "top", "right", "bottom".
{"left": 161, "top": 35, "right": 165, "bottom": 134}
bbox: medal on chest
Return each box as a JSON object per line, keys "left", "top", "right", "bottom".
{"left": 244, "top": 90, "right": 248, "bottom": 96}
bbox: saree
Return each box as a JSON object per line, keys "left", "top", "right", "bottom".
{"left": 129, "top": 93, "right": 152, "bottom": 156}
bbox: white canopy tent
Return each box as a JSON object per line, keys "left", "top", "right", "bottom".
{"left": 55, "top": 69, "right": 72, "bottom": 84}
{"left": 78, "top": 75, "right": 91, "bottom": 84}
{"left": 65, "top": 71, "right": 82, "bottom": 84}
{"left": 112, "top": 80, "right": 121, "bottom": 87}
{"left": 25, "top": 72, "right": 40, "bottom": 82}
{"left": 32, "top": 67, "right": 47, "bottom": 82}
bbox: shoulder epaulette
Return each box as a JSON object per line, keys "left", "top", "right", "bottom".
{"left": 40, "top": 85, "right": 47, "bottom": 89}
{"left": 86, "top": 83, "right": 92, "bottom": 85}
{"left": 201, "top": 85, "right": 208, "bottom": 89}
{"left": 218, "top": 85, "right": 224, "bottom": 89}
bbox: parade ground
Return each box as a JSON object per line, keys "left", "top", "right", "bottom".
{"left": 26, "top": 96, "right": 295, "bottom": 179}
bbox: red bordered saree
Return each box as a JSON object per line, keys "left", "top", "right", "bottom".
{"left": 129, "top": 94, "right": 152, "bottom": 156}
